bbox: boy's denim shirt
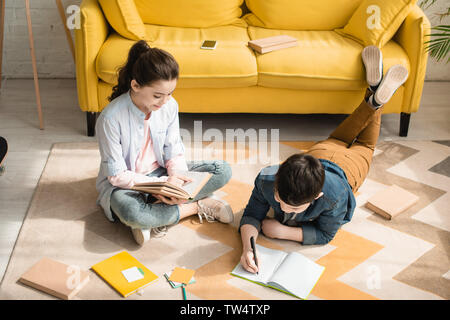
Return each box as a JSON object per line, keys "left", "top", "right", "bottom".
{"left": 239, "top": 159, "right": 356, "bottom": 245}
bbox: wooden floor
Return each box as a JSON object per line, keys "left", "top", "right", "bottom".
{"left": 0, "top": 79, "right": 449, "bottom": 283}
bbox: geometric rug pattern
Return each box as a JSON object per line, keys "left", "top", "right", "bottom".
{"left": 0, "top": 141, "right": 448, "bottom": 300}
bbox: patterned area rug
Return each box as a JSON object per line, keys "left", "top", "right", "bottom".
{"left": 0, "top": 141, "right": 448, "bottom": 300}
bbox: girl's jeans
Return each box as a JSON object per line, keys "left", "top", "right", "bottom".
{"left": 110, "top": 160, "right": 232, "bottom": 229}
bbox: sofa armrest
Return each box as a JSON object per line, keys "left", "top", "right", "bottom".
{"left": 393, "top": 5, "right": 431, "bottom": 114}
{"left": 75, "top": 0, "right": 109, "bottom": 112}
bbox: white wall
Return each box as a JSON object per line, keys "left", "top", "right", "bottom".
{"left": 420, "top": 0, "right": 450, "bottom": 80}
{"left": 2, "top": 0, "right": 81, "bottom": 78}
{"left": 1, "top": 0, "right": 449, "bottom": 80}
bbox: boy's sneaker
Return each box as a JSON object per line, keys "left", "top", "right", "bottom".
{"left": 131, "top": 228, "right": 151, "bottom": 245}
{"left": 362, "top": 45, "right": 383, "bottom": 91}
{"left": 197, "top": 196, "right": 234, "bottom": 224}
{"left": 374, "top": 64, "right": 408, "bottom": 105}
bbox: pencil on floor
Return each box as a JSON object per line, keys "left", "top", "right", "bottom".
{"left": 182, "top": 284, "right": 187, "bottom": 300}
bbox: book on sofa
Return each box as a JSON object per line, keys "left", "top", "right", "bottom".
{"left": 231, "top": 244, "right": 325, "bottom": 300}
{"left": 365, "top": 184, "right": 419, "bottom": 220}
{"left": 248, "top": 35, "right": 298, "bottom": 54}
{"left": 131, "top": 171, "right": 212, "bottom": 200}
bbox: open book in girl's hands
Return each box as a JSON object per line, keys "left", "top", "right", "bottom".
{"left": 131, "top": 171, "right": 212, "bottom": 200}
{"left": 231, "top": 244, "right": 325, "bottom": 300}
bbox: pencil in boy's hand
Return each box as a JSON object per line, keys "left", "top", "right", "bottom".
{"left": 250, "top": 236, "right": 259, "bottom": 274}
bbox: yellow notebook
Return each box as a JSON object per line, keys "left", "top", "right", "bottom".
{"left": 91, "top": 251, "right": 158, "bottom": 297}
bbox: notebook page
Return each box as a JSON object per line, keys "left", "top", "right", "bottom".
{"left": 231, "top": 244, "right": 287, "bottom": 284}
{"left": 268, "top": 252, "right": 324, "bottom": 299}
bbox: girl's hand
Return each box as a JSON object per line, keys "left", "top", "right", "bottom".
{"left": 167, "top": 174, "right": 193, "bottom": 188}
{"left": 153, "top": 194, "right": 187, "bottom": 205}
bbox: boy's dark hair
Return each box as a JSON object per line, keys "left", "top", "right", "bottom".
{"left": 274, "top": 153, "right": 325, "bottom": 206}
{"left": 109, "top": 40, "right": 179, "bottom": 101}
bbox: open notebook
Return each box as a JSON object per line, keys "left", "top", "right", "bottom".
{"left": 132, "top": 171, "right": 212, "bottom": 200}
{"left": 231, "top": 244, "right": 325, "bottom": 300}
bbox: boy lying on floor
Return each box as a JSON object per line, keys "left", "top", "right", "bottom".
{"left": 239, "top": 46, "right": 409, "bottom": 274}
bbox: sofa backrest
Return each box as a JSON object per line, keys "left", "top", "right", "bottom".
{"left": 134, "top": 0, "right": 246, "bottom": 28}
{"left": 244, "top": 0, "right": 364, "bottom": 30}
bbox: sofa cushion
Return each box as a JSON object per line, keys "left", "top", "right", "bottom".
{"left": 248, "top": 27, "right": 410, "bottom": 91}
{"left": 335, "top": 0, "right": 416, "bottom": 47}
{"left": 96, "top": 25, "right": 257, "bottom": 88}
{"left": 134, "top": 0, "right": 247, "bottom": 28}
{"left": 98, "top": 0, "right": 146, "bottom": 40}
{"left": 244, "top": 0, "right": 362, "bottom": 30}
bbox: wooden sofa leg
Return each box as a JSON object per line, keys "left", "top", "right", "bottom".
{"left": 399, "top": 112, "right": 411, "bottom": 137}
{"left": 86, "top": 112, "right": 97, "bottom": 137}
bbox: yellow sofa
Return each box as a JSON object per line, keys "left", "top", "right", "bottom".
{"left": 75, "top": 0, "right": 430, "bottom": 137}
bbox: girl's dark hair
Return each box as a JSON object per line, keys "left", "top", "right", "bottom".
{"left": 274, "top": 153, "right": 325, "bottom": 206}
{"left": 109, "top": 40, "right": 179, "bottom": 101}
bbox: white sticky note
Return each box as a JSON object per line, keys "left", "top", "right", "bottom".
{"left": 121, "top": 266, "right": 144, "bottom": 283}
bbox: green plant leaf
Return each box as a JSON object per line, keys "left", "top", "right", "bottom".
{"left": 424, "top": 24, "right": 450, "bottom": 63}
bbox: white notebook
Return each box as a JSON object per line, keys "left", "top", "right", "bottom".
{"left": 231, "top": 244, "right": 325, "bottom": 299}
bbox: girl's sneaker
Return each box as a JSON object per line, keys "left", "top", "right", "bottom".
{"left": 131, "top": 226, "right": 167, "bottom": 245}
{"left": 131, "top": 228, "right": 151, "bottom": 245}
{"left": 197, "top": 196, "right": 234, "bottom": 224}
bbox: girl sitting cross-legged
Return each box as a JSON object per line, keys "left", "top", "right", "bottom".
{"left": 95, "top": 40, "right": 234, "bottom": 246}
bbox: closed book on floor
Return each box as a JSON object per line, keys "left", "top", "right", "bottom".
{"left": 231, "top": 244, "right": 325, "bottom": 300}
{"left": 248, "top": 35, "right": 298, "bottom": 54}
{"left": 365, "top": 185, "right": 419, "bottom": 220}
{"left": 19, "top": 257, "right": 90, "bottom": 300}
{"left": 91, "top": 251, "right": 158, "bottom": 298}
